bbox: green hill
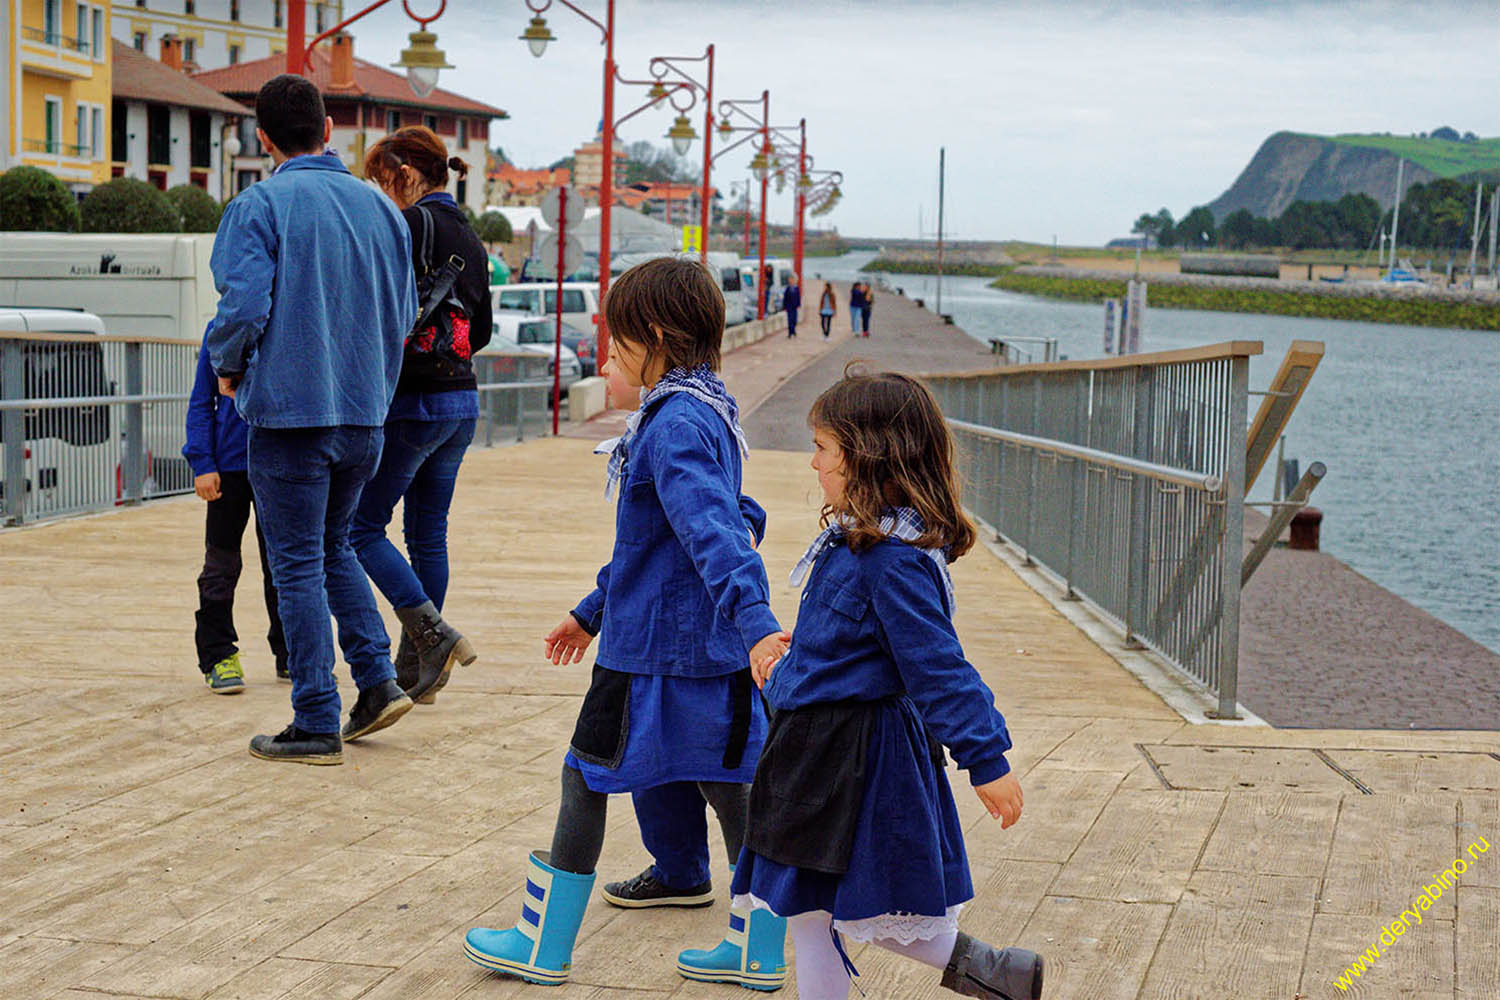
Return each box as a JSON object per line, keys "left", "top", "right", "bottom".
{"left": 1207, "top": 131, "right": 1500, "bottom": 220}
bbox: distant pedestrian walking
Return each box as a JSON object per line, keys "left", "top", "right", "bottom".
{"left": 782, "top": 273, "right": 801, "bottom": 337}
{"left": 207, "top": 74, "right": 419, "bottom": 765}
{"left": 818, "top": 282, "right": 836, "bottom": 338}
{"left": 849, "top": 281, "right": 868, "bottom": 335}
{"left": 183, "top": 327, "right": 287, "bottom": 694}
{"left": 861, "top": 281, "right": 875, "bottom": 336}
{"left": 350, "top": 126, "right": 490, "bottom": 708}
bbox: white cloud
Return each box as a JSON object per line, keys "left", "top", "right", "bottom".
{"left": 356, "top": 0, "right": 1500, "bottom": 243}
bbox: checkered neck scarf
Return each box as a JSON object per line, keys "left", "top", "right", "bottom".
{"left": 597, "top": 365, "right": 750, "bottom": 499}
{"left": 790, "top": 506, "right": 956, "bottom": 612}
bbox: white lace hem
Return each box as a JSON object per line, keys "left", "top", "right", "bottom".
{"left": 731, "top": 893, "right": 963, "bottom": 945}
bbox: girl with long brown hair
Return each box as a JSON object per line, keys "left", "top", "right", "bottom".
{"left": 731, "top": 368, "right": 1044, "bottom": 1000}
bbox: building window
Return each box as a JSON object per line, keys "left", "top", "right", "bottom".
{"left": 76, "top": 101, "right": 88, "bottom": 155}
{"left": 273, "top": 0, "right": 282, "bottom": 28}
{"left": 44, "top": 97, "right": 63, "bottom": 154}
{"left": 228, "top": 44, "right": 240, "bottom": 64}
{"left": 132, "top": 31, "right": 145, "bottom": 50}
{"left": 112, "top": 100, "right": 127, "bottom": 161}
{"left": 189, "top": 111, "right": 210, "bottom": 169}
{"left": 146, "top": 103, "right": 171, "bottom": 165}
{"left": 423, "top": 114, "right": 437, "bottom": 132}
{"left": 183, "top": 37, "right": 195, "bottom": 63}
{"left": 43, "top": 0, "right": 60, "bottom": 45}
{"left": 458, "top": 119, "right": 468, "bottom": 147}
{"left": 75, "top": 3, "right": 88, "bottom": 53}
{"left": 238, "top": 116, "right": 262, "bottom": 158}
{"left": 386, "top": 109, "right": 400, "bottom": 132}
{"left": 456, "top": 178, "right": 467, "bottom": 205}
{"left": 184, "top": 0, "right": 194, "bottom": 14}
{"left": 237, "top": 169, "right": 260, "bottom": 193}
{"left": 230, "top": 0, "right": 240, "bottom": 21}
{"left": 91, "top": 8, "right": 103, "bottom": 60}
{"left": 92, "top": 107, "right": 104, "bottom": 162}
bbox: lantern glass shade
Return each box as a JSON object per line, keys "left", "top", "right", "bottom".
{"left": 666, "top": 114, "right": 697, "bottom": 157}
{"left": 717, "top": 117, "right": 733, "bottom": 139}
{"left": 647, "top": 81, "right": 669, "bottom": 101}
{"left": 750, "top": 148, "right": 772, "bottom": 181}
{"left": 224, "top": 134, "right": 242, "bottom": 158}
{"left": 393, "top": 30, "right": 453, "bottom": 98}
{"left": 520, "top": 15, "right": 554, "bottom": 57}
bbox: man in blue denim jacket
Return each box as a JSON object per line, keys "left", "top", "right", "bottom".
{"left": 206, "top": 74, "right": 418, "bottom": 765}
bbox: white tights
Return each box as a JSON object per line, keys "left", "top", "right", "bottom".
{"left": 788, "top": 911, "right": 959, "bottom": 1000}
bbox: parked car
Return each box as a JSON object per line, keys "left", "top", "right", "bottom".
{"left": 483, "top": 315, "right": 583, "bottom": 399}
{"left": 491, "top": 282, "right": 600, "bottom": 331}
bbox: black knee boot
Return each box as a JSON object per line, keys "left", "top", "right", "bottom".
{"left": 941, "top": 932, "right": 1044, "bottom": 999}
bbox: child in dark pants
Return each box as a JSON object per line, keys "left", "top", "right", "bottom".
{"left": 183, "top": 329, "right": 287, "bottom": 693}
{"left": 464, "top": 256, "right": 790, "bottom": 989}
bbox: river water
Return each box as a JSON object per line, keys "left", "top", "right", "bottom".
{"left": 809, "top": 251, "right": 1500, "bottom": 654}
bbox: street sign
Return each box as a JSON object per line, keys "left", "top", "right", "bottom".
{"left": 681, "top": 225, "right": 702, "bottom": 253}
{"left": 533, "top": 232, "right": 584, "bottom": 279}
{"left": 541, "top": 185, "right": 582, "bottom": 233}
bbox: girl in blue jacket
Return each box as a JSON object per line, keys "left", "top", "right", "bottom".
{"left": 464, "top": 256, "right": 790, "bottom": 987}
{"left": 732, "top": 370, "right": 1045, "bottom": 1000}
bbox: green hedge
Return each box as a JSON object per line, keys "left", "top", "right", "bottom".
{"left": 81, "top": 177, "right": 179, "bottom": 233}
{"left": 862, "top": 258, "right": 1013, "bottom": 277}
{"left": 165, "top": 184, "right": 222, "bottom": 232}
{"left": 0, "top": 166, "right": 80, "bottom": 231}
{"left": 990, "top": 272, "right": 1499, "bottom": 331}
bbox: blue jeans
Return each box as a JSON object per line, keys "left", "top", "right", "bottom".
{"left": 247, "top": 425, "right": 395, "bottom": 735}
{"left": 634, "top": 782, "right": 713, "bottom": 888}
{"left": 350, "top": 417, "right": 476, "bottom": 612}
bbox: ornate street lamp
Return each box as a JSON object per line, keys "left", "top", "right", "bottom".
{"left": 519, "top": 14, "right": 554, "bottom": 56}
{"left": 290, "top": 0, "right": 451, "bottom": 98}
{"left": 665, "top": 114, "right": 697, "bottom": 157}
{"left": 394, "top": 28, "right": 453, "bottom": 98}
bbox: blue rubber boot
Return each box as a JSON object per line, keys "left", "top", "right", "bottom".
{"left": 464, "top": 851, "right": 596, "bottom": 986}
{"left": 677, "top": 904, "right": 788, "bottom": 991}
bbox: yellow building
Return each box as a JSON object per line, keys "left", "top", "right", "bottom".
{"left": 4, "top": 0, "right": 114, "bottom": 190}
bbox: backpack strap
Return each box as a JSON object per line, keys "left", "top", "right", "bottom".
{"left": 417, "top": 204, "right": 436, "bottom": 278}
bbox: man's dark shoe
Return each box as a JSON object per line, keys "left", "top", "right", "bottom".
{"left": 393, "top": 629, "right": 421, "bottom": 697}
{"left": 342, "top": 679, "right": 414, "bottom": 741}
{"left": 395, "top": 601, "right": 477, "bottom": 704}
{"left": 275, "top": 656, "right": 291, "bottom": 683}
{"left": 248, "top": 724, "right": 343, "bottom": 765}
{"left": 601, "top": 867, "right": 714, "bottom": 909}
{"left": 941, "top": 932, "right": 1044, "bottom": 999}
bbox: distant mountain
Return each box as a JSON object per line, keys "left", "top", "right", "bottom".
{"left": 1207, "top": 131, "right": 1500, "bottom": 220}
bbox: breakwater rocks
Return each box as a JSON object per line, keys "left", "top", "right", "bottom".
{"left": 864, "top": 248, "right": 1016, "bottom": 277}
{"left": 993, "top": 266, "right": 1499, "bottom": 331}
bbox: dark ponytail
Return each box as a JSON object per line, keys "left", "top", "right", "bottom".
{"left": 447, "top": 155, "right": 469, "bottom": 178}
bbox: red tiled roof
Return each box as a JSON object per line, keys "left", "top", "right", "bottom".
{"left": 112, "top": 39, "right": 252, "bottom": 116}
{"left": 191, "top": 48, "right": 507, "bottom": 118}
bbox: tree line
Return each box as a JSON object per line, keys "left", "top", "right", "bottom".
{"left": 1132, "top": 177, "right": 1495, "bottom": 252}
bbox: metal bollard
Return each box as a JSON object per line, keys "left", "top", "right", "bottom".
{"left": 1289, "top": 507, "right": 1322, "bottom": 550}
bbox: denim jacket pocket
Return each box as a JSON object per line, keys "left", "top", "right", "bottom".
{"left": 817, "top": 583, "right": 870, "bottom": 622}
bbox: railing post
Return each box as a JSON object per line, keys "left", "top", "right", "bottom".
{"left": 121, "top": 342, "right": 145, "bottom": 504}
{"left": 1023, "top": 373, "right": 1041, "bottom": 565}
{"left": 1063, "top": 371, "right": 1088, "bottom": 598}
{"left": 1124, "top": 364, "right": 1153, "bottom": 648}
{"left": 1212, "top": 355, "right": 1249, "bottom": 719}
{"left": 1, "top": 340, "right": 27, "bottom": 525}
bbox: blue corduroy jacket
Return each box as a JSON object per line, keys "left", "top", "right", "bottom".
{"left": 765, "top": 536, "right": 1013, "bottom": 786}
{"left": 182, "top": 332, "right": 248, "bottom": 476}
{"left": 573, "top": 392, "right": 782, "bottom": 677}
{"left": 206, "top": 152, "right": 418, "bottom": 429}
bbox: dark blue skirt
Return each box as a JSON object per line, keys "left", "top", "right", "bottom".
{"left": 731, "top": 696, "right": 974, "bottom": 920}
{"left": 567, "top": 669, "right": 766, "bottom": 794}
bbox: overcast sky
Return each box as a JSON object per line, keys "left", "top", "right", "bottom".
{"left": 359, "top": 1, "right": 1499, "bottom": 244}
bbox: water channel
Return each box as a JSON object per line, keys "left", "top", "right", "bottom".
{"left": 808, "top": 251, "right": 1500, "bottom": 653}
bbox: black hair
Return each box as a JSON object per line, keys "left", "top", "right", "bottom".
{"left": 255, "top": 74, "right": 327, "bottom": 156}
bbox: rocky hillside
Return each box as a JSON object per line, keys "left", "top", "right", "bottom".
{"left": 1206, "top": 131, "right": 1500, "bottom": 219}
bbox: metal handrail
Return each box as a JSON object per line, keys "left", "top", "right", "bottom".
{"left": 0, "top": 393, "right": 187, "bottom": 410}
{"left": 946, "top": 419, "right": 1222, "bottom": 492}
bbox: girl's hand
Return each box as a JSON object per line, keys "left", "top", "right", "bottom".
{"left": 975, "top": 773, "right": 1023, "bottom": 828}
{"left": 544, "top": 616, "right": 594, "bottom": 665}
{"left": 749, "top": 631, "right": 791, "bottom": 688}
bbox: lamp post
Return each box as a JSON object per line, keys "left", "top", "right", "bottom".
{"left": 715, "top": 91, "right": 770, "bottom": 318}
{"left": 645, "top": 47, "right": 714, "bottom": 262}
{"left": 765, "top": 118, "right": 808, "bottom": 291}
{"left": 518, "top": 0, "right": 619, "bottom": 366}
{"left": 287, "top": 0, "right": 452, "bottom": 97}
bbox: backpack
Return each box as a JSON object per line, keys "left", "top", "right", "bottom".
{"left": 406, "top": 204, "right": 473, "bottom": 378}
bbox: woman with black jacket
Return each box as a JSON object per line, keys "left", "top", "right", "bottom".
{"left": 348, "top": 126, "right": 492, "bottom": 718}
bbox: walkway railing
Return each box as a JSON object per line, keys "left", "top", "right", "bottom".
{"left": 0, "top": 332, "right": 555, "bottom": 527}
{"left": 925, "top": 341, "right": 1262, "bottom": 718}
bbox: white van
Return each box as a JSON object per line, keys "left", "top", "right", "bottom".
{"left": 0, "top": 233, "right": 217, "bottom": 341}
{"left": 611, "top": 251, "right": 747, "bottom": 327}
{"left": 491, "top": 283, "right": 600, "bottom": 331}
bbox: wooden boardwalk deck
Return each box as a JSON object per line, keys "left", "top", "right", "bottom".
{"left": 2, "top": 436, "right": 1498, "bottom": 999}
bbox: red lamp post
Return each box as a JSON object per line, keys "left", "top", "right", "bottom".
{"left": 287, "top": 0, "right": 452, "bottom": 96}
{"left": 715, "top": 91, "right": 771, "bottom": 318}
{"left": 517, "top": 0, "right": 619, "bottom": 367}
{"left": 766, "top": 118, "right": 808, "bottom": 291}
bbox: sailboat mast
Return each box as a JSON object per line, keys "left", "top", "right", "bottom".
{"left": 1388, "top": 158, "right": 1405, "bottom": 275}
{"left": 936, "top": 146, "right": 946, "bottom": 315}
{"left": 1468, "top": 183, "right": 1484, "bottom": 287}
{"left": 1489, "top": 188, "right": 1499, "bottom": 281}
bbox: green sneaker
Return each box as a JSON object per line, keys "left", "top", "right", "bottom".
{"left": 205, "top": 654, "right": 246, "bottom": 694}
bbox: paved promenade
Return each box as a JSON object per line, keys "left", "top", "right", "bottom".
{"left": 3, "top": 432, "right": 1500, "bottom": 1000}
